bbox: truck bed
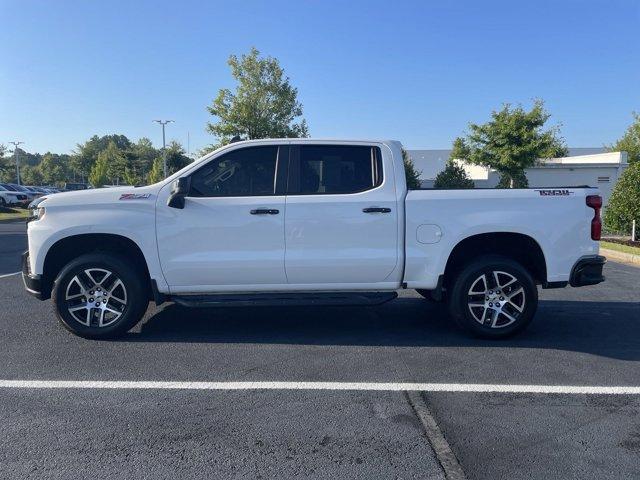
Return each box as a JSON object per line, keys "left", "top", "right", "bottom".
{"left": 402, "top": 187, "right": 600, "bottom": 289}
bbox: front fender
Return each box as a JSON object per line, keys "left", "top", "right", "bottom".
{"left": 27, "top": 205, "right": 167, "bottom": 293}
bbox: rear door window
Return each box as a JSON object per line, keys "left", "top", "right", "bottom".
{"left": 289, "top": 145, "right": 383, "bottom": 195}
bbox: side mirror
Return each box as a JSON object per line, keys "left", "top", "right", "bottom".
{"left": 167, "top": 177, "right": 190, "bottom": 209}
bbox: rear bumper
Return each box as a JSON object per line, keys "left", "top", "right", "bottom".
{"left": 569, "top": 255, "right": 606, "bottom": 287}
{"left": 22, "top": 251, "right": 44, "bottom": 300}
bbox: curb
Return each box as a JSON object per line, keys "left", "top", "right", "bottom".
{"left": 601, "top": 247, "right": 640, "bottom": 267}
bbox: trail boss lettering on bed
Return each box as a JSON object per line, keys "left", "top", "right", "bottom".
{"left": 535, "top": 189, "right": 573, "bottom": 196}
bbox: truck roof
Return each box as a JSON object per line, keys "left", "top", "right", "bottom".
{"left": 216, "top": 138, "right": 401, "bottom": 146}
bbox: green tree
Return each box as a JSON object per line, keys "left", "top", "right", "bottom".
{"left": 608, "top": 112, "right": 640, "bottom": 164}
{"left": 75, "top": 134, "right": 134, "bottom": 181}
{"left": 122, "top": 167, "right": 140, "bottom": 186}
{"left": 165, "top": 140, "right": 193, "bottom": 175}
{"left": 20, "top": 165, "right": 44, "bottom": 186}
{"left": 604, "top": 162, "right": 640, "bottom": 233}
{"left": 453, "top": 100, "right": 568, "bottom": 188}
{"left": 97, "top": 141, "right": 128, "bottom": 185}
{"left": 132, "top": 137, "right": 159, "bottom": 178}
{"left": 68, "top": 155, "right": 88, "bottom": 182}
{"left": 0, "top": 144, "right": 13, "bottom": 182}
{"left": 206, "top": 47, "right": 309, "bottom": 147}
{"left": 1, "top": 146, "right": 46, "bottom": 183}
{"left": 450, "top": 137, "right": 470, "bottom": 162}
{"left": 147, "top": 158, "right": 164, "bottom": 184}
{"left": 12, "top": 147, "right": 42, "bottom": 168}
{"left": 434, "top": 161, "right": 475, "bottom": 189}
{"left": 89, "top": 154, "right": 109, "bottom": 187}
{"left": 39, "top": 153, "right": 68, "bottom": 186}
{"left": 401, "top": 149, "right": 422, "bottom": 189}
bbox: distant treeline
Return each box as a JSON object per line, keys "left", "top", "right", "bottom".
{"left": 0, "top": 134, "right": 194, "bottom": 187}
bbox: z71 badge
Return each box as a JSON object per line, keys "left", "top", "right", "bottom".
{"left": 535, "top": 189, "right": 573, "bottom": 196}
{"left": 119, "top": 193, "right": 151, "bottom": 200}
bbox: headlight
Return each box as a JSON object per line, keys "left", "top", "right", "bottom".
{"left": 28, "top": 196, "right": 46, "bottom": 209}
{"left": 29, "top": 206, "right": 45, "bottom": 222}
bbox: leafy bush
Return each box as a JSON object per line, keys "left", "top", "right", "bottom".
{"left": 604, "top": 162, "right": 640, "bottom": 232}
{"left": 402, "top": 149, "right": 422, "bottom": 189}
{"left": 608, "top": 112, "right": 640, "bottom": 165}
{"left": 434, "top": 161, "right": 475, "bottom": 189}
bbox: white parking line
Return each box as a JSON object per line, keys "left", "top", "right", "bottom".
{"left": 0, "top": 272, "right": 20, "bottom": 279}
{"left": 0, "top": 380, "right": 639, "bottom": 394}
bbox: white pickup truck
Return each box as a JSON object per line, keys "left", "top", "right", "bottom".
{"left": 23, "top": 139, "right": 606, "bottom": 339}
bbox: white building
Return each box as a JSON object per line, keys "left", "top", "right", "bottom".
{"left": 408, "top": 148, "right": 628, "bottom": 206}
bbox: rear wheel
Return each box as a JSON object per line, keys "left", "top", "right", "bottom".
{"left": 448, "top": 255, "right": 538, "bottom": 338}
{"left": 0, "top": 196, "right": 6, "bottom": 207}
{"left": 52, "top": 253, "right": 148, "bottom": 339}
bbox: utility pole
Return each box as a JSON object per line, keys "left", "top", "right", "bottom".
{"left": 8, "top": 141, "right": 24, "bottom": 185}
{"left": 153, "top": 120, "right": 174, "bottom": 178}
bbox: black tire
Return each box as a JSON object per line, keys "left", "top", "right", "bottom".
{"left": 448, "top": 255, "right": 538, "bottom": 339}
{"left": 0, "top": 197, "right": 6, "bottom": 207}
{"left": 52, "top": 253, "right": 148, "bottom": 339}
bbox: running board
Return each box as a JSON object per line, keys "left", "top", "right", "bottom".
{"left": 171, "top": 291, "right": 398, "bottom": 308}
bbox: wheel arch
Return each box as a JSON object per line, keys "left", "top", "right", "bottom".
{"left": 442, "top": 232, "right": 548, "bottom": 290}
{"left": 41, "top": 233, "right": 152, "bottom": 300}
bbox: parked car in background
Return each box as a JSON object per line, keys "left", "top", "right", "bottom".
{"left": 0, "top": 183, "right": 36, "bottom": 206}
{"left": 23, "top": 186, "right": 45, "bottom": 199}
{"left": 0, "top": 184, "right": 28, "bottom": 207}
{"left": 63, "top": 183, "right": 91, "bottom": 192}
{"left": 0, "top": 183, "right": 20, "bottom": 193}
{"left": 28, "top": 186, "right": 58, "bottom": 195}
{"left": 4, "top": 183, "right": 40, "bottom": 203}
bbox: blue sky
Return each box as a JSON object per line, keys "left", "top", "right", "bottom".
{"left": 1, "top": 0, "right": 638, "bottom": 155}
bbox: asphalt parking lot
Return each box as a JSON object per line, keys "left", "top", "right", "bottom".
{"left": 1, "top": 222, "right": 639, "bottom": 479}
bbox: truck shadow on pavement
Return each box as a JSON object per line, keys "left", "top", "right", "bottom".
{"left": 126, "top": 298, "right": 640, "bottom": 360}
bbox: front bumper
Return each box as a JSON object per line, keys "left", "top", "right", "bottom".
{"left": 569, "top": 255, "right": 606, "bottom": 287}
{"left": 22, "top": 251, "right": 44, "bottom": 300}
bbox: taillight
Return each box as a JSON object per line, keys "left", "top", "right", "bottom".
{"left": 586, "top": 195, "right": 602, "bottom": 240}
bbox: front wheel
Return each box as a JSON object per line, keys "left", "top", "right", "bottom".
{"left": 52, "top": 253, "right": 148, "bottom": 339}
{"left": 448, "top": 255, "right": 538, "bottom": 339}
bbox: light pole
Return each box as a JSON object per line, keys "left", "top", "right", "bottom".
{"left": 8, "top": 141, "right": 24, "bottom": 185}
{"left": 153, "top": 120, "right": 174, "bottom": 178}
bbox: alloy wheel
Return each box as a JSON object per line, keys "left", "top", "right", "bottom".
{"left": 467, "top": 270, "right": 526, "bottom": 328}
{"left": 64, "top": 268, "right": 128, "bottom": 328}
